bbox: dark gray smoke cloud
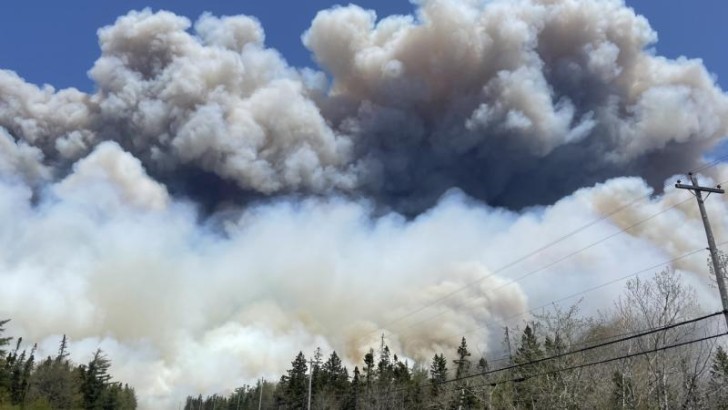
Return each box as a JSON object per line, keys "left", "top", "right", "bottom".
{"left": 1, "top": 0, "right": 727, "bottom": 213}
{"left": 304, "top": 0, "right": 728, "bottom": 210}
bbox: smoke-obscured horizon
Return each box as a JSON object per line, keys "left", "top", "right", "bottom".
{"left": 2, "top": 0, "right": 728, "bottom": 408}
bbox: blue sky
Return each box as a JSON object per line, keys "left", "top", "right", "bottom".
{"left": 1, "top": 1, "right": 727, "bottom": 93}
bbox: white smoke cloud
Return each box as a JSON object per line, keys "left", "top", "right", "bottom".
{"left": 3, "top": 173, "right": 727, "bottom": 408}
{"left": 1, "top": 1, "right": 727, "bottom": 408}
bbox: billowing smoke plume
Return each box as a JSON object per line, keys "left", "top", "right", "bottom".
{"left": 1, "top": 0, "right": 728, "bottom": 408}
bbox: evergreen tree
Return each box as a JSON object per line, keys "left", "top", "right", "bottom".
{"left": 429, "top": 353, "right": 448, "bottom": 397}
{"left": 311, "top": 347, "right": 324, "bottom": 397}
{"left": 513, "top": 325, "right": 543, "bottom": 408}
{"left": 377, "top": 345, "right": 393, "bottom": 389}
{"left": 322, "top": 351, "right": 348, "bottom": 393}
{"left": 362, "top": 348, "right": 375, "bottom": 386}
{"left": 9, "top": 344, "right": 35, "bottom": 405}
{"left": 514, "top": 325, "right": 543, "bottom": 365}
{"left": 80, "top": 349, "right": 112, "bottom": 409}
{"left": 27, "top": 335, "right": 79, "bottom": 409}
{"left": 347, "top": 366, "right": 362, "bottom": 410}
{"left": 453, "top": 337, "right": 472, "bottom": 379}
{"left": 708, "top": 345, "right": 728, "bottom": 409}
{"left": 0, "top": 320, "right": 10, "bottom": 358}
{"left": 392, "top": 355, "right": 411, "bottom": 385}
{"left": 451, "top": 338, "right": 477, "bottom": 410}
{"left": 56, "top": 334, "right": 70, "bottom": 364}
{"left": 282, "top": 351, "right": 308, "bottom": 409}
{"left": 362, "top": 348, "right": 375, "bottom": 406}
{"left": 477, "top": 357, "right": 488, "bottom": 374}
{"left": 0, "top": 319, "right": 10, "bottom": 402}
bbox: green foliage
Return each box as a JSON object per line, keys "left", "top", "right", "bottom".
{"left": 280, "top": 351, "right": 308, "bottom": 409}
{"left": 0, "top": 321, "right": 12, "bottom": 403}
{"left": 0, "top": 330, "right": 135, "bottom": 409}
{"left": 0, "top": 320, "right": 11, "bottom": 358}
{"left": 450, "top": 338, "right": 477, "bottom": 409}
{"left": 181, "top": 272, "right": 722, "bottom": 409}
{"left": 429, "top": 353, "right": 448, "bottom": 397}
{"left": 80, "top": 349, "right": 113, "bottom": 409}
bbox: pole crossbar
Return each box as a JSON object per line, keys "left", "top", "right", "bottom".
{"left": 675, "top": 172, "right": 728, "bottom": 328}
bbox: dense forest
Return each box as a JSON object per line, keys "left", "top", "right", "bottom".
{"left": 185, "top": 270, "right": 728, "bottom": 409}
{"left": 0, "top": 325, "right": 136, "bottom": 410}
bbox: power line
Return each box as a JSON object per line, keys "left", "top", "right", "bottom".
{"left": 392, "top": 196, "right": 695, "bottom": 334}
{"left": 390, "top": 175, "right": 728, "bottom": 335}
{"left": 457, "top": 243, "right": 725, "bottom": 365}
{"left": 354, "top": 174, "right": 728, "bottom": 357}
{"left": 440, "top": 310, "right": 726, "bottom": 385}
{"left": 470, "top": 330, "right": 728, "bottom": 388}
{"left": 378, "top": 192, "right": 655, "bottom": 325}
{"left": 459, "top": 243, "right": 723, "bottom": 337}
{"left": 690, "top": 152, "right": 728, "bottom": 174}
{"left": 339, "top": 310, "right": 726, "bottom": 400}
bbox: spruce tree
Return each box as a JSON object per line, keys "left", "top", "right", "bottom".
{"left": 322, "top": 351, "right": 348, "bottom": 394}
{"left": 451, "top": 338, "right": 477, "bottom": 410}
{"left": 80, "top": 349, "right": 112, "bottom": 409}
{"left": 513, "top": 325, "right": 543, "bottom": 408}
{"left": 429, "top": 353, "right": 448, "bottom": 397}
{"left": 282, "top": 351, "right": 308, "bottom": 409}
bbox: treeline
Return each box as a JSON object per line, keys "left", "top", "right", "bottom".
{"left": 186, "top": 269, "right": 728, "bottom": 409}
{"left": 0, "top": 324, "right": 136, "bottom": 410}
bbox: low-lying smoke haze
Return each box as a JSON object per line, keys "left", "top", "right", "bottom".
{"left": 1, "top": 0, "right": 727, "bottom": 408}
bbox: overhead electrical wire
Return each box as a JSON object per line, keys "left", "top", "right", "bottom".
{"left": 333, "top": 310, "right": 726, "bottom": 401}
{"left": 440, "top": 310, "right": 726, "bottom": 385}
{"left": 390, "top": 195, "right": 695, "bottom": 334}
{"left": 387, "top": 174, "right": 728, "bottom": 337}
{"left": 354, "top": 164, "right": 728, "bottom": 350}
{"left": 453, "top": 330, "right": 728, "bottom": 389}
{"left": 458, "top": 241, "right": 728, "bottom": 338}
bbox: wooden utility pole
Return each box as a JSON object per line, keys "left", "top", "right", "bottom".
{"left": 307, "top": 359, "right": 313, "bottom": 410}
{"left": 504, "top": 327, "right": 513, "bottom": 362}
{"left": 676, "top": 172, "right": 728, "bottom": 327}
{"left": 308, "top": 354, "right": 321, "bottom": 410}
{"left": 258, "top": 378, "right": 264, "bottom": 410}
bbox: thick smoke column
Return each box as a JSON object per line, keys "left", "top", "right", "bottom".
{"left": 304, "top": 0, "right": 728, "bottom": 210}
{"left": 1, "top": 0, "right": 728, "bottom": 408}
